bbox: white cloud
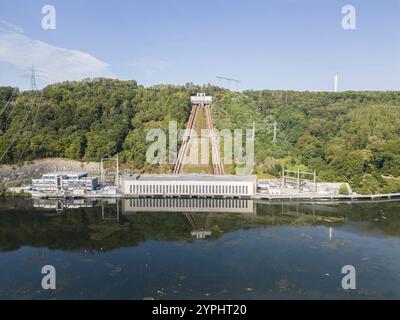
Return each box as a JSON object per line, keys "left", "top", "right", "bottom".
{"left": 0, "top": 20, "right": 24, "bottom": 34}
{"left": 0, "top": 21, "right": 114, "bottom": 85}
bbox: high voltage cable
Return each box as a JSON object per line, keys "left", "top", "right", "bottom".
{"left": 17, "top": 90, "right": 44, "bottom": 164}
{"left": 0, "top": 87, "right": 18, "bottom": 117}
{"left": 0, "top": 89, "right": 22, "bottom": 132}
{"left": 0, "top": 94, "right": 21, "bottom": 132}
{"left": 0, "top": 90, "right": 40, "bottom": 163}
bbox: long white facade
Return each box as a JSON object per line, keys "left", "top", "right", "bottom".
{"left": 123, "top": 174, "right": 256, "bottom": 198}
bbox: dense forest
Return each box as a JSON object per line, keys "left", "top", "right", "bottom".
{"left": 1, "top": 78, "right": 400, "bottom": 194}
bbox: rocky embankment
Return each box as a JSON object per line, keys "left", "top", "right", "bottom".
{"left": 0, "top": 158, "right": 101, "bottom": 186}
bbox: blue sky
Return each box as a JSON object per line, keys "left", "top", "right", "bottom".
{"left": 0, "top": 0, "right": 399, "bottom": 91}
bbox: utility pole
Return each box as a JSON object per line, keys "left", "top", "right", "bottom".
{"left": 115, "top": 154, "right": 119, "bottom": 188}
{"left": 254, "top": 120, "right": 280, "bottom": 143}
{"left": 314, "top": 170, "right": 317, "bottom": 192}
{"left": 100, "top": 158, "right": 104, "bottom": 186}
{"left": 297, "top": 169, "right": 300, "bottom": 189}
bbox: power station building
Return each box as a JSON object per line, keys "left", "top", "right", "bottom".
{"left": 32, "top": 172, "right": 99, "bottom": 193}
{"left": 123, "top": 174, "right": 257, "bottom": 198}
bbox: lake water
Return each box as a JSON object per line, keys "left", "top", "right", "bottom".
{"left": 1, "top": 197, "right": 400, "bottom": 300}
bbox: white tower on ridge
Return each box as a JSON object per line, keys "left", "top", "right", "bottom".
{"left": 334, "top": 73, "right": 339, "bottom": 93}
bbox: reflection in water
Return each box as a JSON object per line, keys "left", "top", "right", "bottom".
{"left": 33, "top": 198, "right": 257, "bottom": 240}
{"left": 33, "top": 198, "right": 96, "bottom": 213}
{"left": 123, "top": 198, "right": 256, "bottom": 214}
{"left": 102, "top": 199, "right": 120, "bottom": 222}
{"left": 184, "top": 213, "right": 212, "bottom": 239}
{"left": 1, "top": 197, "right": 400, "bottom": 299}
{"left": 6, "top": 198, "right": 400, "bottom": 248}
{"left": 122, "top": 198, "right": 256, "bottom": 240}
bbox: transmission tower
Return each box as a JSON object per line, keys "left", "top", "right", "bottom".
{"left": 30, "top": 65, "right": 37, "bottom": 90}
{"left": 253, "top": 119, "right": 281, "bottom": 143}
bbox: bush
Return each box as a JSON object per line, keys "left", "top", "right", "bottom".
{"left": 0, "top": 183, "right": 6, "bottom": 196}
{"left": 266, "top": 163, "right": 282, "bottom": 177}
{"left": 339, "top": 184, "right": 349, "bottom": 195}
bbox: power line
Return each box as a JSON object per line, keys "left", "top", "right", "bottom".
{"left": 0, "top": 89, "right": 40, "bottom": 163}
{"left": 1, "top": 67, "right": 39, "bottom": 133}
{"left": 216, "top": 76, "right": 241, "bottom": 83}
{"left": 17, "top": 90, "right": 44, "bottom": 164}
{"left": 216, "top": 76, "right": 241, "bottom": 91}
{"left": 0, "top": 87, "right": 18, "bottom": 118}
{"left": 0, "top": 93, "right": 22, "bottom": 132}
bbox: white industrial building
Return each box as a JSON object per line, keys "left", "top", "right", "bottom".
{"left": 190, "top": 93, "right": 212, "bottom": 105}
{"left": 32, "top": 172, "right": 99, "bottom": 193}
{"left": 123, "top": 174, "right": 257, "bottom": 198}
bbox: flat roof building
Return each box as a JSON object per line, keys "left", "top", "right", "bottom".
{"left": 190, "top": 93, "right": 212, "bottom": 105}
{"left": 123, "top": 174, "right": 257, "bottom": 198}
{"left": 32, "top": 172, "right": 99, "bottom": 193}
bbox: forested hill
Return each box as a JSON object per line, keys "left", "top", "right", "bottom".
{"left": 1, "top": 78, "right": 400, "bottom": 194}
{"left": 0, "top": 79, "right": 193, "bottom": 168}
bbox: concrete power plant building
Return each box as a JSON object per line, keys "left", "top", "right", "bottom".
{"left": 123, "top": 174, "right": 257, "bottom": 198}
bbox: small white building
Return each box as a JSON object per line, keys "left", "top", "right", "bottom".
{"left": 123, "top": 174, "right": 257, "bottom": 198}
{"left": 190, "top": 93, "right": 212, "bottom": 105}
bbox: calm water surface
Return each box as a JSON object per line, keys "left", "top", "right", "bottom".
{"left": 1, "top": 197, "right": 400, "bottom": 299}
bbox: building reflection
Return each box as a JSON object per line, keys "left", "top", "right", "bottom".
{"left": 30, "top": 198, "right": 341, "bottom": 240}
{"left": 5, "top": 197, "right": 395, "bottom": 253}
{"left": 101, "top": 199, "right": 120, "bottom": 222}
{"left": 122, "top": 198, "right": 255, "bottom": 214}
{"left": 32, "top": 198, "right": 256, "bottom": 239}
{"left": 122, "top": 198, "right": 256, "bottom": 239}
{"left": 33, "top": 198, "right": 97, "bottom": 213}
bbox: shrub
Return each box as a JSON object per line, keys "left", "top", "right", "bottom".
{"left": 339, "top": 184, "right": 349, "bottom": 195}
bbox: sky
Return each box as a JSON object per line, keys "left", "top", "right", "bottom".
{"left": 0, "top": 0, "right": 399, "bottom": 91}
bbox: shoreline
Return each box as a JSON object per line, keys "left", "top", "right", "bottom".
{"left": 25, "top": 191, "right": 400, "bottom": 203}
